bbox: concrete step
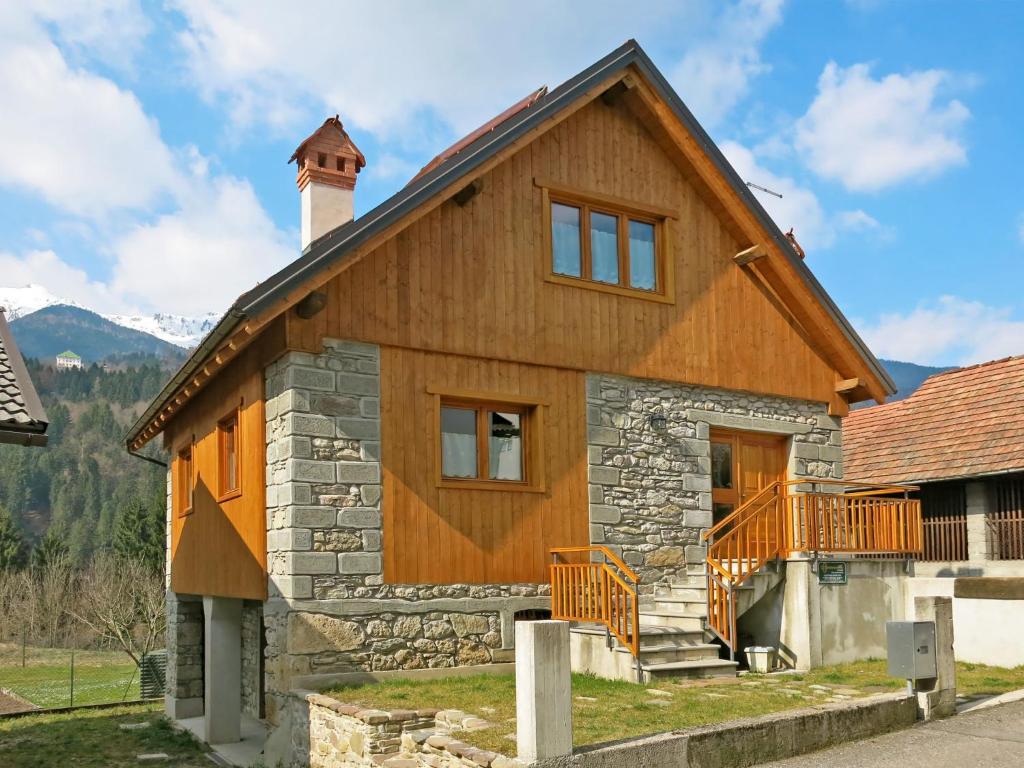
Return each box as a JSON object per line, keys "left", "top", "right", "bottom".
{"left": 642, "top": 658, "right": 738, "bottom": 682}
{"left": 638, "top": 610, "right": 704, "bottom": 631}
{"left": 570, "top": 623, "right": 707, "bottom": 649}
{"left": 662, "top": 586, "right": 706, "bottom": 602}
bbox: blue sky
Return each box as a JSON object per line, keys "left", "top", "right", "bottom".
{"left": 0, "top": 1, "right": 1022, "bottom": 366}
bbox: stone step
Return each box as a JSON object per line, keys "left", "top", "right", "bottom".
{"left": 637, "top": 610, "right": 704, "bottom": 631}
{"left": 613, "top": 642, "right": 721, "bottom": 664}
{"left": 643, "top": 596, "right": 706, "bottom": 614}
{"left": 642, "top": 658, "right": 738, "bottom": 682}
{"left": 570, "top": 623, "right": 707, "bottom": 649}
{"left": 663, "top": 586, "right": 706, "bottom": 602}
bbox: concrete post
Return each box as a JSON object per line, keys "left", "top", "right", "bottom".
{"left": 965, "top": 481, "right": 993, "bottom": 563}
{"left": 516, "top": 620, "right": 572, "bottom": 763}
{"left": 203, "top": 596, "right": 243, "bottom": 744}
{"left": 914, "top": 595, "right": 956, "bottom": 719}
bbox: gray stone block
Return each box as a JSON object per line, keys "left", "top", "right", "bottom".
{"left": 267, "top": 529, "right": 312, "bottom": 552}
{"left": 589, "top": 524, "right": 606, "bottom": 544}
{"left": 684, "top": 510, "right": 713, "bottom": 528}
{"left": 684, "top": 544, "right": 707, "bottom": 564}
{"left": 336, "top": 461, "right": 380, "bottom": 484}
{"left": 588, "top": 484, "right": 604, "bottom": 503}
{"left": 284, "top": 412, "right": 336, "bottom": 438}
{"left": 360, "top": 397, "right": 380, "bottom": 417}
{"left": 278, "top": 436, "right": 312, "bottom": 460}
{"left": 325, "top": 339, "right": 379, "bottom": 358}
{"left": 284, "top": 366, "right": 336, "bottom": 392}
{"left": 816, "top": 413, "right": 843, "bottom": 431}
{"left": 286, "top": 459, "right": 335, "bottom": 484}
{"left": 337, "top": 373, "right": 379, "bottom": 396}
{"left": 587, "top": 446, "right": 603, "bottom": 466}
{"left": 588, "top": 425, "right": 620, "bottom": 447}
{"left": 271, "top": 575, "right": 313, "bottom": 600}
{"left": 590, "top": 505, "right": 622, "bottom": 524}
{"left": 359, "top": 441, "right": 381, "bottom": 461}
{"left": 275, "top": 389, "right": 310, "bottom": 415}
{"left": 286, "top": 552, "right": 337, "bottom": 575}
{"left": 338, "top": 508, "right": 382, "bottom": 528}
{"left": 336, "top": 417, "right": 379, "bottom": 440}
{"left": 360, "top": 485, "right": 382, "bottom": 506}
{"left": 339, "top": 552, "right": 382, "bottom": 575}
{"left": 684, "top": 474, "right": 712, "bottom": 492}
{"left": 589, "top": 466, "right": 620, "bottom": 486}
{"left": 308, "top": 394, "right": 359, "bottom": 416}
{"left": 277, "top": 484, "right": 312, "bottom": 506}
{"left": 362, "top": 530, "right": 382, "bottom": 551}
{"left": 285, "top": 506, "right": 337, "bottom": 528}
{"left": 586, "top": 405, "right": 602, "bottom": 426}
{"left": 793, "top": 443, "right": 820, "bottom": 460}
{"left": 818, "top": 444, "right": 843, "bottom": 462}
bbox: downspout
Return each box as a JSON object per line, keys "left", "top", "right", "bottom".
{"left": 127, "top": 446, "right": 168, "bottom": 469}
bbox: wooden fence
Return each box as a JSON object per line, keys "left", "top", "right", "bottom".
{"left": 992, "top": 476, "right": 1024, "bottom": 560}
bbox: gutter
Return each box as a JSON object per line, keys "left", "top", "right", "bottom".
{"left": 127, "top": 446, "right": 168, "bottom": 469}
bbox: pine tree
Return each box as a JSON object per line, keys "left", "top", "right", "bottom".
{"left": 32, "top": 527, "right": 70, "bottom": 571}
{"left": 0, "top": 505, "right": 27, "bottom": 570}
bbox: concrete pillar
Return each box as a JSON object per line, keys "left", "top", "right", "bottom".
{"left": 778, "top": 559, "right": 820, "bottom": 671}
{"left": 516, "top": 620, "right": 572, "bottom": 763}
{"left": 914, "top": 595, "right": 956, "bottom": 719}
{"left": 965, "top": 482, "right": 993, "bottom": 562}
{"left": 203, "top": 596, "right": 243, "bottom": 744}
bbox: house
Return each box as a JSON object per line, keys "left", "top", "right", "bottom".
{"left": 845, "top": 356, "right": 1024, "bottom": 572}
{"left": 55, "top": 350, "right": 83, "bottom": 370}
{"left": 0, "top": 308, "right": 48, "bottom": 447}
{"left": 127, "top": 41, "right": 921, "bottom": 745}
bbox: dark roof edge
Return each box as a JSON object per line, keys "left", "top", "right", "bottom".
{"left": 0, "top": 309, "right": 47, "bottom": 429}
{"left": 128, "top": 38, "right": 895, "bottom": 446}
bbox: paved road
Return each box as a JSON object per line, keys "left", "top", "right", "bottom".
{"left": 755, "top": 699, "right": 1024, "bottom": 768}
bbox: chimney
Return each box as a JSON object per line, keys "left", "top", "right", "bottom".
{"left": 290, "top": 116, "right": 366, "bottom": 250}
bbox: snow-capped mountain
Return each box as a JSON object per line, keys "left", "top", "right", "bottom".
{"left": 0, "top": 283, "right": 217, "bottom": 349}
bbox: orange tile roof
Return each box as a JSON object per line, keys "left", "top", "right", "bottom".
{"left": 844, "top": 355, "right": 1024, "bottom": 484}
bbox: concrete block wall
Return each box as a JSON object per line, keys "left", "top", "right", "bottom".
{"left": 263, "top": 339, "right": 549, "bottom": 721}
{"left": 585, "top": 373, "right": 841, "bottom": 587}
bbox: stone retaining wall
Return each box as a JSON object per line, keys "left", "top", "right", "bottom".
{"left": 288, "top": 690, "right": 525, "bottom": 768}
{"left": 585, "top": 373, "right": 841, "bottom": 587}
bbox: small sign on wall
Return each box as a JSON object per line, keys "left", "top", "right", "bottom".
{"left": 818, "top": 561, "right": 848, "bottom": 585}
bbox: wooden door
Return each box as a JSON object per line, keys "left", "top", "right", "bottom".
{"left": 710, "top": 429, "right": 787, "bottom": 531}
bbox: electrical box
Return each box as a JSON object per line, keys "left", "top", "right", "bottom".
{"left": 886, "top": 621, "right": 937, "bottom": 680}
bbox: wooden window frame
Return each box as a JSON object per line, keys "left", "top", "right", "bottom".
{"left": 176, "top": 443, "right": 194, "bottom": 517}
{"left": 537, "top": 179, "right": 675, "bottom": 304}
{"left": 217, "top": 408, "right": 242, "bottom": 502}
{"left": 428, "top": 386, "right": 547, "bottom": 493}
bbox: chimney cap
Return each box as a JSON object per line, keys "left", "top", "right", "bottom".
{"left": 289, "top": 115, "right": 366, "bottom": 170}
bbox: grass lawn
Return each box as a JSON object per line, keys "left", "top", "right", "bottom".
{"left": 0, "top": 703, "right": 209, "bottom": 768}
{"left": 325, "top": 659, "right": 1024, "bottom": 755}
{"left": 0, "top": 643, "right": 140, "bottom": 709}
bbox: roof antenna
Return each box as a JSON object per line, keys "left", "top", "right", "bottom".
{"left": 746, "top": 181, "right": 783, "bottom": 199}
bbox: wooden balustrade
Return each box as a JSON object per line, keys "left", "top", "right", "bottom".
{"left": 549, "top": 546, "right": 640, "bottom": 662}
{"left": 703, "top": 479, "right": 922, "bottom": 655}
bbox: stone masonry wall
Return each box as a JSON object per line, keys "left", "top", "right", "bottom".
{"left": 263, "top": 339, "right": 547, "bottom": 721}
{"left": 288, "top": 691, "right": 525, "bottom": 768}
{"left": 241, "top": 600, "right": 262, "bottom": 718}
{"left": 165, "top": 592, "right": 203, "bottom": 709}
{"left": 586, "top": 373, "right": 842, "bottom": 588}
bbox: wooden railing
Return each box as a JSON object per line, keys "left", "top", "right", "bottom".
{"left": 921, "top": 514, "right": 969, "bottom": 561}
{"left": 703, "top": 479, "right": 922, "bottom": 654}
{"left": 550, "top": 546, "right": 640, "bottom": 667}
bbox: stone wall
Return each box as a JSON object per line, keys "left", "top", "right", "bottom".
{"left": 241, "top": 600, "right": 263, "bottom": 718}
{"left": 165, "top": 591, "right": 203, "bottom": 719}
{"left": 586, "top": 373, "right": 842, "bottom": 587}
{"left": 287, "top": 691, "right": 524, "bottom": 768}
{"left": 263, "top": 339, "right": 548, "bottom": 720}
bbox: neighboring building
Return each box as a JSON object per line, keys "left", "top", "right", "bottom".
{"left": 55, "top": 350, "right": 83, "bottom": 370}
{"left": 128, "top": 42, "right": 918, "bottom": 746}
{"left": 846, "top": 355, "right": 1024, "bottom": 574}
{"left": 0, "top": 308, "right": 48, "bottom": 446}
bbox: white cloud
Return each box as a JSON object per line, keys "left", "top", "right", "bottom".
{"left": 169, "top": 1, "right": 783, "bottom": 142}
{"left": 0, "top": 27, "right": 180, "bottom": 216}
{"left": 109, "top": 175, "right": 295, "bottom": 315}
{"left": 858, "top": 297, "right": 1024, "bottom": 366}
{"left": 795, "top": 62, "right": 970, "bottom": 192}
{"left": 670, "top": 0, "right": 784, "bottom": 126}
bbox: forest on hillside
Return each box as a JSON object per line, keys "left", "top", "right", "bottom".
{"left": 0, "top": 359, "right": 169, "bottom": 573}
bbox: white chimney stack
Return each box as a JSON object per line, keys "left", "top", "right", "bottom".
{"left": 290, "top": 116, "right": 366, "bottom": 250}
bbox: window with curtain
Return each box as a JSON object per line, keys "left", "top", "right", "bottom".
{"left": 441, "top": 401, "right": 527, "bottom": 484}
{"left": 548, "top": 193, "right": 664, "bottom": 295}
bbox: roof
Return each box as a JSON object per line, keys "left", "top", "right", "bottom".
{"left": 844, "top": 355, "right": 1024, "bottom": 484}
{"left": 57, "top": 350, "right": 80, "bottom": 359}
{"left": 0, "top": 308, "right": 48, "bottom": 446}
{"left": 288, "top": 115, "right": 366, "bottom": 169}
{"left": 127, "top": 39, "right": 894, "bottom": 450}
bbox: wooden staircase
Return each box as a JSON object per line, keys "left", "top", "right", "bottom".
{"left": 553, "top": 547, "right": 737, "bottom": 682}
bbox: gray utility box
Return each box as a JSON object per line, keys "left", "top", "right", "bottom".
{"left": 886, "top": 621, "right": 937, "bottom": 680}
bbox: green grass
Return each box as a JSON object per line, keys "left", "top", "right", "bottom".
{"left": 0, "top": 703, "right": 209, "bottom": 768}
{"left": 325, "top": 660, "right": 1024, "bottom": 756}
{"left": 0, "top": 643, "right": 141, "bottom": 709}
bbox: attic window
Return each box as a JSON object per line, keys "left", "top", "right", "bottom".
{"left": 336, "top": 156, "right": 346, "bottom": 172}
{"left": 539, "top": 180, "right": 673, "bottom": 303}
{"left": 317, "top": 152, "right": 326, "bottom": 168}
